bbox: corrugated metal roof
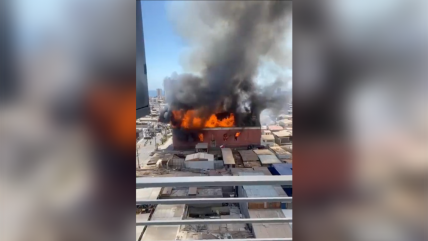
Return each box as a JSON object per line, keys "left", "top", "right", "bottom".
{"left": 221, "top": 148, "right": 235, "bottom": 165}
{"left": 258, "top": 155, "right": 281, "bottom": 164}
{"left": 272, "top": 163, "right": 293, "bottom": 175}
{"left": 238, "top": 150, "right": 259, "bottom": 162}
{"left": 249, "top": 209, "right": 292, "bottom": 238}
{"left": 243, "top": 185, "right": 280, "bottom": 197}
{"left": 185, "top": 152, "right": 214, "bottom": 161}
{"left": 253, "top": 149, "right": 274, "bottom": 155}
{"left": 270, "top": 146, "right": 292, "bottom": 159}
{"left": 239, "top": 172, "right": 279, "bottom": 197}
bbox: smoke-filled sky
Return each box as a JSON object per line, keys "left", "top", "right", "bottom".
{"left": 156, "top": 1, "right": 292, "bottom": 127}
{"left": 141, "top": 1, "right": 292, "bottom": 90}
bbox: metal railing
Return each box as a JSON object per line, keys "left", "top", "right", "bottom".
{"left": 136, "top": 176, "right": 292, "bottom": 241}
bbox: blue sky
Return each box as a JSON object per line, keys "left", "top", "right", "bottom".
{"left": 141, "top": 1, "right": 184, "bottom": 90}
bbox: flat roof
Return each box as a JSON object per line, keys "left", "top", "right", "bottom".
{"left": 195, "top": 142, "right": 208, "bottom": 149}
{"left": 281, "top": 144, "right": 292, "bottom": 152}
{"left": 239, "top": 172, "right": 280, "bottom": 198}
{"left": 267, "top": 125, "right": 284, "bottom": 131}
{"left": 282, "top": 209, "right": 293, "bottom": 228}
{"left": 136, "top": 213, "right": 150, "bottom": 241}
{"left": 258, "top": 155, "right": 282, "bottom": 164}
{"left": 221, "top": 148, "right": 235, "bottom": 165}
{"left": 272, "top": 163, "right": 293, "bottom": 175}
{"left": 238, "top": 171, "right": 287, "bottom": 197}
{"left": 261, "top": 135, "right": 275, "bottom": 140}
{"left": 136, "top": 187, "right": 162, "bottom": 202}
{"left": 238, "top": 150, "right": 259, "bottom": 162}
{"left": 253, "top": 149, "right": 274, "bottom": 155}
{"left": 273, "top": 130, "right": 292, "bottom": 137}
{"left": 141, "top": 204, "right": 185, "bottom": 241}
{"left": 270, "top": 146, "right": 292, "bottom": 157}
{"left": 185, "top": 152, "right": 214, "bottom": 161}
{"left": 249, "top": 209, "right": 292, "bottom": 238}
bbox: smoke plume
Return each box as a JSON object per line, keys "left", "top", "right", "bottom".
{"left": 160, "top": 1, "right": 292, "bottom": 127}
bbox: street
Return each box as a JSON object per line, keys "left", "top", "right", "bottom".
{"left": 136, "top": 134, "right": 172, "bottom": 169}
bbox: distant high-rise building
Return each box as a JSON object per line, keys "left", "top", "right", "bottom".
{"left": 157, "top": 88, "right": 162, "bottom": 98}
{"left": 164, "top": 78, "right": 173, "bottom": 103}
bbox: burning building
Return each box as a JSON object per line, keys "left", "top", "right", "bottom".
{"left": 169, "top": 108, "right": 262, "bottom": 149}
{"left": 158, "top": 1, "right": 292, "bottom": 150}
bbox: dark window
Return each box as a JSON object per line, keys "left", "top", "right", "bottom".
{"left": 144, "top": 64, "right": 147, "bottom": 75}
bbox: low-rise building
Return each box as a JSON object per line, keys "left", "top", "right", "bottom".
{"left": 272, "top": 130, "right": 292, "bottom": 145}
{"left": 267, "top": 125, "right": 284, "bottom": 133}
{"left": 261, "top": 134, "right": 275, "bottom": 147}
{"left": 185, "top": 153, "right": 216, "bottom": 170}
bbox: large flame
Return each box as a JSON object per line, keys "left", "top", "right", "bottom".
{"left": 172, "top": 109, "right": 235, "bottom": 129}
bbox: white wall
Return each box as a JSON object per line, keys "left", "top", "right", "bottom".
{"left": 185, "top": 161, "right": 214, "bottom": 170}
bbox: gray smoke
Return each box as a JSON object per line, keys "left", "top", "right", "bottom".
{"left": 160, "top": 1, "right": 292, "bottom": 127}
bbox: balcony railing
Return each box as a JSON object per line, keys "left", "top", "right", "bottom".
{"left": 136, "top": 175, "right": 292, "bottom": 241}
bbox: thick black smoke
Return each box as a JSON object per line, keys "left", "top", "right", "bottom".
{"left": 160, "top": 1, "right": 292, "bottom": 127}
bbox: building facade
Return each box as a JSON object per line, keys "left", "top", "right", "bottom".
{"left": 172, "top": 127, "right": 261, "bottom": 150}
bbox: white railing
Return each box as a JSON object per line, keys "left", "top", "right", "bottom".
{"left": 136, "top": 176, "right": 292, "bottom": 241}
{"left": 136, "top": 176, "right": 292, "bottom": 188}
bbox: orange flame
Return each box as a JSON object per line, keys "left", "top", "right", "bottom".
{"left": 234, "top": 132, "right": 241, "bottom": 140}
{"left": 198, "top": 133, "right": 204, "bottom": 141}
{"left": 172, "top": 109, "right": 235, "bottom": 129}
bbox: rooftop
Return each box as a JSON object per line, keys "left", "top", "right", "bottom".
{"left": 221, "top": 148, "right": 236, "bottom": 165}
{"left": 272, "top": 163, "right": 293, "bottom": 175}
{"left": 185, "top": 153, "right": 214, "bottom": 161}
{"left": 238, "top": 150, "right": 259, "bottom": 162}
{"left": 273, "top": 130, "right": 292, "bottom": 137}
{"left": 267, "top": 125, "right": 284, "bottom": 131}
{"left": 136, "top": 214, "right": 150, "bottom": 241}
{"left": 136, "top": 187, "right": 162, "bottom": 202}
{"left": 195, "top": 142, "right": 208, "bottom": 149}
{"left": 253, "top": 149, "right": 274, "bottom": 155}
{"left": 269, "top": 146, "right": 292, "bottom": 159}
{"left": 141, "top": 204, "right": 186, "bottom": 241}
{"left": 258, "top": 155, "right": 282, "bottom": 165}
{"left": 261, "top": 135, "right": 275, "bottom": 140}
{"left": 249, "top": 209, "right": 292, "bottom": 238}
